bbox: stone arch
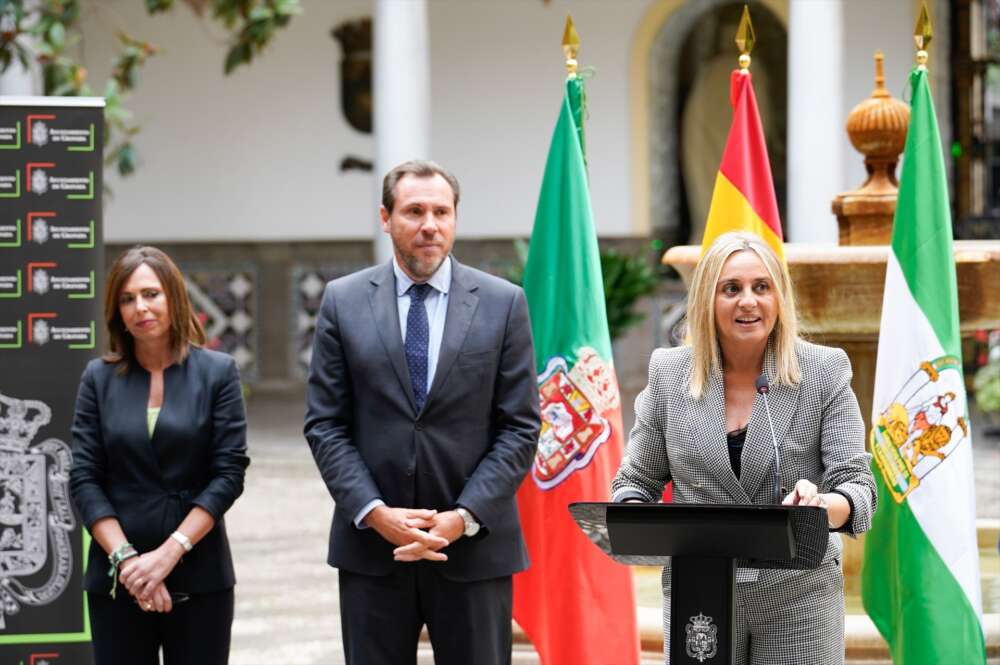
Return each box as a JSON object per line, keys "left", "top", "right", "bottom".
{"left": 629, "top": 0, "right": 788, "bottom": 244}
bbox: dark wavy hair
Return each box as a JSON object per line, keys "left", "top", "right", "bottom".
{"left": 103, "top": 246, "right": 205, "bottom": 371}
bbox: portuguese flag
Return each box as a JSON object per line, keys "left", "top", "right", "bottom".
{"left": 861, "top": 66, "right": 985, "bottom": 665}
{"left": 512, "top": 75, "right": 640, "bottom": 665}
{"left": 702, "top": 69, "right": 784, "bottom": 258}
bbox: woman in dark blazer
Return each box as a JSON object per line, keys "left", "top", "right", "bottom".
{"left": 612, "top": 232, "right": 877, "bottom": 665}
{"left": 71, "top": 246, "right": 249, "bottom": 665}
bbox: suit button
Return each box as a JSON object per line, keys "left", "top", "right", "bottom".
{"left": 406, "top": 468, "right": 414, "bottom": 477}
{"left": 415, "top": 423, "right": 423, "bottom": 432}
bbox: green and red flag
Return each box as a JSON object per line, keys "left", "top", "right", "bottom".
{"left": 512, "top": 73, "right": 640, "bottom": 665}
{"left": 861, "top": 65, "right": 985, "bottom": 664}
{"left": 701, "top": 69, "right": 784, "bottom": 258}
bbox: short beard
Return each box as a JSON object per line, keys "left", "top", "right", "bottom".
{"left": 400, "top": 253, "right": 444, "bottom": 281}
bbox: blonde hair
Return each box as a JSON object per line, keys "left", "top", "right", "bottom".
{"left": 685, "top": 231, "right": 800, "bottom": 398}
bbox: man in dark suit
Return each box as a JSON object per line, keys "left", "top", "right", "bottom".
{"left": 304, "top": 160, "right": 540, "bottom": 665}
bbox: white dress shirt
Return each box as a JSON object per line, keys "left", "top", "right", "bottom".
{"left": 392, "top": 255, "right": 451, "bottom": 394}
{"left": 354, "top": 256, "right": 452, "bottom": 527}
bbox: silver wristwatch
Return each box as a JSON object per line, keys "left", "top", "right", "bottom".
{"left": 455, "top": 507, "right": 480, "bottom": 538}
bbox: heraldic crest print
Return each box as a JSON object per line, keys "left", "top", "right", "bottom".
{"left": 870, "top": 355, "right": 970, "bottom": 504}
{"left": 533, "top": 346, "right": 619, "bottom": 490}
{"left": 685, "top": 612, "right": 718, "bottom": 663}
{"left": 0, "top": 391, "right": 75, "bottom": 628}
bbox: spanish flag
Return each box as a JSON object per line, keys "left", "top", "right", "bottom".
{"left": 702, "top": 69, "right": 784, "bottom": 258}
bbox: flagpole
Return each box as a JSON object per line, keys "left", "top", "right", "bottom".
{"left": 562, "top": 15, "right": 579, "bottom": 79}
{"left": 735, "top": 4, "right": 754, "bottom": 73}
{"left": 913, "top": 1, "right": 932, "bottom": 71}
{"left": 512, "top": 16, "right": 641, "bottom": 665}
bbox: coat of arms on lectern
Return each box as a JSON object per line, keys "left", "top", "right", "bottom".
{"left": 685, "top": 612, "right": 718, "bottom": 662}
{"left": 0, "top": 391, "right": 75, "bottom": 628}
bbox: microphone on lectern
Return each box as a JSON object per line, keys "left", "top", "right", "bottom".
{"left": 755, "top": 375, "right": 785, "bottom": 504}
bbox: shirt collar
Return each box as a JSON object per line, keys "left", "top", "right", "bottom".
{"left": 393, "top": 255, "right": 451, "bottom": 297}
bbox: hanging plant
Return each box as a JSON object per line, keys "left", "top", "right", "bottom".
{"left": 0, "top": 0, "right": 301, "bottom": 177}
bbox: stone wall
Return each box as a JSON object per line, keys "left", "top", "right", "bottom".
{"left": 104, "top": 237, "right": 668, "bottom": 397}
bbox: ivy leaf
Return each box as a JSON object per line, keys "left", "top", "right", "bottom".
{"left": 272, "top": 0, "right": 302, "bottom": 18}
{"left": 13, "top": 43, "right": 31, "bottom": 70}
{"left": 223, "top": 42, "right": 251, "bottom": 74}
{"left": 247, "top": 6, "right": 272, "bottom": 21}
{"left": 145, "top": 0, "right": 174, "bottom": 14}
{"left": 116, "top": 143, "right": 136, "bottom": 176}
{"left": 47, "top": 21, "right": 65, "bottom": 49}
{"left": 223, "top": 43, "right": 243, "bottom": 74}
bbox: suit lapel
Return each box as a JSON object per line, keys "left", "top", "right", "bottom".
{"left": 740, "top": 345, "right": 800, "bottom": 501}
{"left": 368, "top": 261, "right": 418, "bottom": 412}
{"left": 425, "top": 259, "right": 479, "bottom": 409}
{"left": 690, "top": 370, "right": 751, "bottom": 504}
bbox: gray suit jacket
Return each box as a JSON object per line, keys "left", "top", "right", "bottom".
{"left": 304, "top": 258, "right": 540, "bottom": 581}
{"left": 612, "top": 339, "right": 876, "bottom": 586}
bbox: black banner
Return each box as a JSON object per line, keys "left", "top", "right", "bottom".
{"left": 0, "top": 98, "right": 103, "bottom": 663}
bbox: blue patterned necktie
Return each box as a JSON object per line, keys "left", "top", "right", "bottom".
{"left": 405, "top": 283, "right": 432, "bottom": 412}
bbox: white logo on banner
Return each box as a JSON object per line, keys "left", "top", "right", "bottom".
{"left": 31, "top": 168, "right": 48, "bottom": 195}
{"left": 32, "top": 269, "right": 49, "bottom": 295}
{"left": 31, "top": 218, "right": 49, "bottom": 245}
{"left": 31, "top": 121, "right": 49, "bottom": 147}
{"left": 0, "top": 392, "right": 76, "bottom": 628}
{"left": 31, "top": 319, "right": 49, "bottom": 346}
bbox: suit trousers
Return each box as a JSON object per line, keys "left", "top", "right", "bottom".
{"left": 339, "top": 563, "right": 513, "bottom": 665}
{"left": 662, "top": 560, "right": 845, "bottom": 665}
{"left": 87, "top": 588, "right": 234, "bottom": 665}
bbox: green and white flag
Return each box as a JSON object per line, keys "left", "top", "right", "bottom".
{"left": 861, "top": 66, "right": 985, "bottom": 664}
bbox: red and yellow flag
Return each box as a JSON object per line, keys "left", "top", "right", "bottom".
{"left": 702, "top": 69, "right": 784, "bottom": 258}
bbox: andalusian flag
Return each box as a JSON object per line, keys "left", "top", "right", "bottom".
{"left": 512, "top": 74, "right": 640, "bottom": 665}
{"left": 702, "top": 69, "right": 784, "bottom": 258}
{"left": 861, "top": 66, "right": 985, "bottom": 664}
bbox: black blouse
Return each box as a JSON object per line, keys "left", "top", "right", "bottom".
{"left": 726, "top": 426, "right": 747, "bottom": 479}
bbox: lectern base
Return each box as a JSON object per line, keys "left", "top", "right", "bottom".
{"left": 569, "top": 503, "right": 828, "bottom": 665}
{"left": 670, "top": 556, "right": 736, "bottom": 665}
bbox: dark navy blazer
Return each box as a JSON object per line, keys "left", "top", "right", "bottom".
{"left": 304, "top": 258, "right": 541, "bottom": 582}
{"left": 71, "top": 346, "right": 250, "bottom": 594}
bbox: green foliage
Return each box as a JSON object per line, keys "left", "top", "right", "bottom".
{"left": 600, "top": 248, "right": 658, "bottom": 341}
{"left": 0, "top": 0, "right": 300, "bottom": 177}
{"left": 974, "top": 360, "right": 1000, "bottom": 414}
{"left": 505, "top": 240, "right": 659, "bottom": 342}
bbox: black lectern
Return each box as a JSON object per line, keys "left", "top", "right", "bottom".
{"left": 569, "top": 503, "right": 828, "bottom": 665}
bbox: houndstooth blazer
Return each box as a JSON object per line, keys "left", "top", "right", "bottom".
{"left": 611, "top": 339, "right": 876, "bottom": 585}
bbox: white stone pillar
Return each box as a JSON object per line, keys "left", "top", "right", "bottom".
{"left": 787, "top": 0, "right": 843, "bottom": 243}
{"left": 0, "top": 50, "right": 38, "bottom": 96}
{"left": 373, "top": 0, "right": 431, "bottom": 263}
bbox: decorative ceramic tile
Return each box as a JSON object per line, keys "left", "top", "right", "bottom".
{"left": 182, "top": 265, "right": 258, "bottom": 381}
{"left": 290, "top": 263, "right": 367, "bottom": 378}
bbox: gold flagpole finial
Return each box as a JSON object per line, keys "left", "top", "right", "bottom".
{"left": 735, "top": 5, "right": 756, "bottom": 72}
{"left": 562, "top": 15, "right": 580, "bottom": 78}
{"left": 914, "top": 1, "right": 933, "bottom": 69}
